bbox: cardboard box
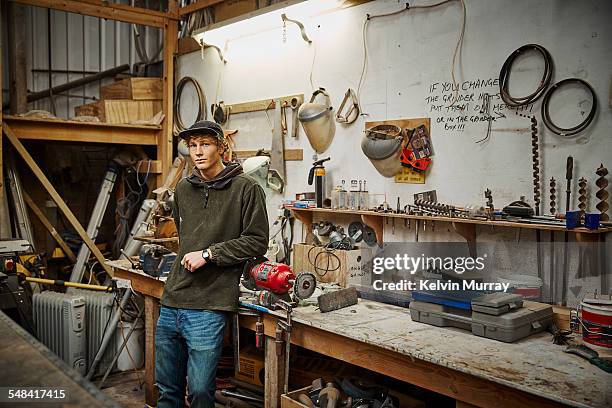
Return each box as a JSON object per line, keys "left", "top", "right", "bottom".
{"left": 234, "top": 347, "right": 264, "bottom": 387}
{"left": 292, "top": 243, "right": 371, "bottom": 287}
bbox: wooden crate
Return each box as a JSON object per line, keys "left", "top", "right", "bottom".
{"left": 281, "top": 386, "right": 311, "bottom": 408}
{"left": 74, "top": 99, "right": 162, "bottom": 124}
{"left": 100, "top": 77, "right": 162, "bottom": 100}
{"left": 292, "top": 243, "right": 371, "bottom": 287}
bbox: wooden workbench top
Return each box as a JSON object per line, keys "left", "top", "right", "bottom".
{"left": 279, "top": 300, "right": 610, "bottom": 408}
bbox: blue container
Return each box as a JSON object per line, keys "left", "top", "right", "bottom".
{"left": 584, "top": 213, "right": 600, "bottom": 230}
{"left": 566, "top": 211, "right": 581, "bottom": 229}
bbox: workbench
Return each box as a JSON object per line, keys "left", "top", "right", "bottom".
{"left": 106, "top": 260, "right": 611, "bottom": 408}
{"left": 0, "top": 310, "right": 119, "bottom": 407}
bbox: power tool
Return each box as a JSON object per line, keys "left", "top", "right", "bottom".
{"left": 241, "top": 257, "right": 316, "bottom": 306}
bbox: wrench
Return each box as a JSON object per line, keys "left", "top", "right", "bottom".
{"left": 290, "top": 97, "right": 301, "bottom": 138}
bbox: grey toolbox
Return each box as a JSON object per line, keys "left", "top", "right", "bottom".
{"left": 471, "top": 292, "right": 523, "bottom": 316}
{"left": 409, "top": 300, "right": 472, "bottom": 331}
{"left": 471, "top": 301, "right": 553, "bottom": 342}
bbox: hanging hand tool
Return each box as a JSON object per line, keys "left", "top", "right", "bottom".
{"left": 290, "top": 97, "right": 301, "bottom": 138}
{"left": 578, "top": 177, "right": 587, "bottom": 220}
{"left": 549, "top": 177, "right": 557, "bottom": 303}
{"left": 562, "top": 156, "right": 573, "bottom": 306}
{"left": 531, "top": 117, "right": 543, "bottom": 282}
{"left": 596, "top": 164, "right": 609, "bottom": 221}
{"left": 270, "top": 98, "right": 286, "bottom": 183}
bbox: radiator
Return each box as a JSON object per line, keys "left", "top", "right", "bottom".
{"left": 69, "top": 289, "right": 119, "bottom": 376}
{"left": 33, "top": 292, "right": 87, "bottom": 375}
{"left": 33, "top": 290, "right": 119, "bottom": 377}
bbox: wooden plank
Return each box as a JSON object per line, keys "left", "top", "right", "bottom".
{"left": 144, "top": 296, "right": 160, "bottom": 406}
{"left": 227, "top": 94, "right": 303, "bottom": 115}
{"left": 289, "top": 207, "right": 612, "bottom": 234}
{"left": 100, "top": 78, "right": 163, "bottom": 100}
{"left": 2, "top": 122, "right": 113, "bottom": 277}
{"left": 214, "top": 0, "right": 257, "bottom": 22}
{"left": 12, "top": 0, "right": 169, "bottom": 27}
{"left": 234, "top": 148, "right": 303, "bottom": 161}
{"left": 109, "top": 260, "right": 165, "bottom": 299}
{"left": 264, "top": 334, "right": 285, "bottom": 408}
{"left": 179, "top": 0, "right": 226, "bottom": 16}
{"left": 23, "top": 191, "right": 77, "bottom": 263}
{"left": 178, "top": 37, "right": 200, "bottom": 56}
{"left": 0, "top": 311, "right": 119, "bottom": 408}
{"left": 160, "top": 17, "right": 178, "bottom": 187}
{"left": 74, "top": 100, "right": 163, "bottom": 124}
{"left": 137, "top": 160, "right": 162, "bottom": 174}
{"left": 3, "top": 116, "right": 159, "bottom": 145}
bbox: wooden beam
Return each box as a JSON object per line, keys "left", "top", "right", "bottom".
{"left": 144, "top": 296, "right": 160, "bottom": 405}
{"left": 7, "top": 2, "right": 28, "bottom": 114}
{"left": 11, "top": 0, "right": 171, "bottom": 27}
{"left": 234, "top": 149, "right": 303, "bottom": 161}
{"left": 264, "top": 334, "right": 286, "bottom": 408}
{"left": 227, "top": 94, "right": 304, "bottom": 115}
{"left": 160, "top": 16, "right": 178, "bottom": 186}
{"left": 178, "top": 0, "right": 225, "bottom": 16}
{"left": 23, "top": 191, "right": 77, "bottom": 263}
{"left": 3, "top": 116, "right": 159, "bottom": 145}
{"left": 2, "top": 123, "right": 113, "bottom": 277}
{"left": 0, "top": 1, "right": 7, "bottom": 238}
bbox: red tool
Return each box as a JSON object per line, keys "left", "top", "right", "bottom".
{"left": 242, "top": 258, "right": 316, "bottom": 300}
{"left": 400, "top": 147, "right": 431, "bottom": 172}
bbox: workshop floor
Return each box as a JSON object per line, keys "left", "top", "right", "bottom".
{"left": 100, "top": 369, "right": 145, "bottom": 408}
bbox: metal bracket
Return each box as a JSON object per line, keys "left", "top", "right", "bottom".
{"left": 335, "top": 88, "right": 360, "bottom": 124}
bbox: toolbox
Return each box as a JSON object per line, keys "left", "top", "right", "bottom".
{"left": 410, "top": 300, "right": 553, "bottom": 343}
{"left": 409, "top": 300, "right": 472, "bottom": 331}
{"left": 471, "top": 301, "right": 553, "bottom": 342}
{"left": 471, "top": 292, "right": 523, "bottom": 315}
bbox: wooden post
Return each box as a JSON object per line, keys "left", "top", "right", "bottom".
{"left": 160, "top": 8, "right": 178, "bottom": 187}
{"left": 2, "top": 123, "right": 113, "bottom": 277}
{"left": 264, "top": 334, "right": 286, "bottom": 408}
{"left": 7, "top": 1, "right": 28, "bottom": 114}
{"left": 144, "top": 296, "right": 160, "bottom": 405}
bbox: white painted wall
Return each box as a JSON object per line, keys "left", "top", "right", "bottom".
{"left": 177, "top": 0, "right": 612, "bottom": 306}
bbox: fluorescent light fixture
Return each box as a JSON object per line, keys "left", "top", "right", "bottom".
{"left": 192, "top": 0, "right": 339, "bottom": 60}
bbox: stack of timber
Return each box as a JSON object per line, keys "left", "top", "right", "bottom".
{"left": 74, "top": 78, "right": 162, "bottom": 124}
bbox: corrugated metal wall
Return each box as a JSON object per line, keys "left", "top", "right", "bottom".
{"left": 3, "top": 4, "right": 161, "bottom": 118}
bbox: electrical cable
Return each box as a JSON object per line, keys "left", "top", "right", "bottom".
{"left": 499, "top": 43, "right": 553, "bottom": 107}
{"left": 307, "top": 243, "right": 341, "bottom": 278}
{"left": 540, "top": 78, "right": 597, "bottom": 137}
{"left": 174, "top": 76, "right": 207, "bottom": 136}
{"left": 358, "top": 0, "right": 465, "bottom": 108}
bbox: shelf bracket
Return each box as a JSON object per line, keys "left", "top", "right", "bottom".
{"left": 452, "top": 221, "right": 477, "bottom": 257}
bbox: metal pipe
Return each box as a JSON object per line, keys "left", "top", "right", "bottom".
{"left": 98, "top": 306, "right": 144, "bottom": 387}
{"left": 25, "top": 64, "right": 130, "bottom": 104}
{"left": 86, "top": 288, "right": 132, "bottom": 379}
{"left": 25, "top": 277, "right": 111, "bottom": 292}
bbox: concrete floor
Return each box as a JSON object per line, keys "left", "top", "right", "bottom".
{"left": 100, "top": 369, "right": 145, "bottom": 408}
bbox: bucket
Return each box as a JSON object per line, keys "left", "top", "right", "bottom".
{"left": 581, "top": 300, "right": 612, "bottom": 348}
{"left": 497, "top": 274, "right": 543, "bottom": 301}
{"left": 116, "top": 320, "right": 145, "bottom": 371}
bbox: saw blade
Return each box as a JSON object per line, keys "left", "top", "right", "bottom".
{"left": 294, "top": 272, "right": 316, "bottom": 300}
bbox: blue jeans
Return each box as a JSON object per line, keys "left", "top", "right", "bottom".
{"left": 155, "top": 306, "right": 227, "bottom": 408}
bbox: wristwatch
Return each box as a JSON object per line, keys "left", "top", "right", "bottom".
{"left": 201, "top": 249, "right": 211, "bottom": 261}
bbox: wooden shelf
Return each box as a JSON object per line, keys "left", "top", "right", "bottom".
{"left": 290, "top": 207, "right": 610, "bottom": 247}
{"left": 4, "top": 115, "right": 161, "bottom": 145}
{"left": 290, "top": 207, "right": 611, "bottom": 234}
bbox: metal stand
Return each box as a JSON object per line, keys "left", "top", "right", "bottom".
{"left": 69, "top": 167, "right": 117, "bottom": 283}
{"left": 5, "top": 154, "right": 35, "bottom": 250}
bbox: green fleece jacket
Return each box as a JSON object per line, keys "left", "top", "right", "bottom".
{"left": 161, "top": 162, "right": 269, "bottom": 311}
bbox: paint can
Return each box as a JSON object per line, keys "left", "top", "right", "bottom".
{"left": 580, "top": 294, "right": 612, "bottom": 348}
{"left": 497, "top": 274, "right": 543, "bottom": 301}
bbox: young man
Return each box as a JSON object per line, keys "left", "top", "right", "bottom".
{"left": 155, "top": 120, "right": 269, "bottom": 408}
